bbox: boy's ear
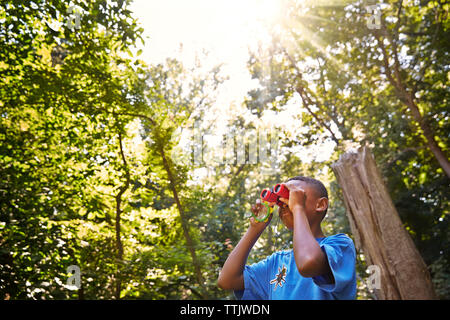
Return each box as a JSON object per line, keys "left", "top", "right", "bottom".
{"left": 316, "top": 197, "right": 328, "bottom": 214}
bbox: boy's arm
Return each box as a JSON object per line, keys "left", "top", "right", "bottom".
{"left": 283, "top": 182, "right": 332, "bottom": 278}
{"left": 292, "top": 205, "right": 331, "bottom": 278}
{"left": 217, "top": 205, "right": 272, "bottom": 291}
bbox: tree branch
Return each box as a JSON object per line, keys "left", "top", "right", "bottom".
{"left": 114, "top": 128, "right": 131, "bottom": 299}
{"left": 281, "top": 47, "right": 341, "bottom": 145}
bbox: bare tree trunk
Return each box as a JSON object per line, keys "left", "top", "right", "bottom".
{"left": 331, "top": 146, "right": 436, "bottom": 299}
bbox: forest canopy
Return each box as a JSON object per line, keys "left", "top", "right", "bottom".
{"left": 0, "top": 0, "right": 449, "bottom": 300}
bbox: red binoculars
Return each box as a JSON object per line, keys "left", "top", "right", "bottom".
{"left": 260, "top": 183, "right": 289, "bottom": 206}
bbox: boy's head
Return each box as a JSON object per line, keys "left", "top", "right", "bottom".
{"left": 278, "top": 176, "right": 329, "bottom": 231}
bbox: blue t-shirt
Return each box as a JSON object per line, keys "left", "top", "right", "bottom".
{"left": 234, "top": 233, "right": 356, "bottom": 300}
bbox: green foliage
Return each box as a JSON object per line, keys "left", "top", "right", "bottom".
{"left": 1, "top": 0, "right": 448, "bottom": 300}
{"left": 0, "top": 0, "right": 145, "bottom": 299}
{"left": 243, "top": 0, "right": 449, "bottom": 299}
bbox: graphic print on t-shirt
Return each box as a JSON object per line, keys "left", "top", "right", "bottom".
{"left": 269, "top": 264, "right": 287, "bottom": 290}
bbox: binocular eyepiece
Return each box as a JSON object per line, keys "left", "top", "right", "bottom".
{"left": 260, "top": 183, "right": 289, "bottom": 206}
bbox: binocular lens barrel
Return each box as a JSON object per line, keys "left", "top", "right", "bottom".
{"left": 260, "top": 183, "right": 290, "bottom": 207}
{"left": 260, "top": 188, "right": 279, "bottom": 203}
{"left": 274, "top": 183, "right": 289, "bottom": 199}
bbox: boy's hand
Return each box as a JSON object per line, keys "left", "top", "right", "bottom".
{"left": 279, "top": 180, "right": 307, "bottom": 212}
{"left": 249, "top": 200, "right": 273, "bottom": 233}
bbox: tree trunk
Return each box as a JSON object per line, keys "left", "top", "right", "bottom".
{"left": 159, "top": 145, "right": 209, "bottom": 299}
{"left": 404, "top": 94, "right": 450, "bottom": 179}
{"left": 114, "top": 130, "right": 130, "bottom": 299}
{"left": 331, "top": 146, "right": 436, "bottom": 299}
{"left": 376, "top": 25, "right": 450, "bottom": 179}
{"left": 117, "top": 112, "right": 209, "bottom": 298}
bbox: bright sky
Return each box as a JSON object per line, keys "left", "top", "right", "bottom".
{"left": 129, "top": 0, "right": 282, "bottom": 63}
{"left": 129, "top": 0, "right": 284, "bottom": 104}
{"left": 128, "top": 0, "right": 336, "bottom": 168}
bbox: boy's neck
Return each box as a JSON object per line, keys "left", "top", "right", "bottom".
{"left": 310, "top": 223, "right": 325, "bottom": 239}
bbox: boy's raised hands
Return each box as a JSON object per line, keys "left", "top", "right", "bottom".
{"left": 278, "top": 180, "right": 307, "bottom": 212}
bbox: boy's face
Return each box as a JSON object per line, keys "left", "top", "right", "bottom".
{"left": 277, "top": 181, "right": 322, "bottom": 231}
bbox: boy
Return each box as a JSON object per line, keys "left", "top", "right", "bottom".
{"left": 217, "top": 176, "right": 356, "bottom": 300}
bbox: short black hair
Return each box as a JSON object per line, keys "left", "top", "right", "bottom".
{"left": 287, "top": 176, "right": 328, "bottom": 199}
{"left": 287, "top": 176, "right": 328, "bottom": 214}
